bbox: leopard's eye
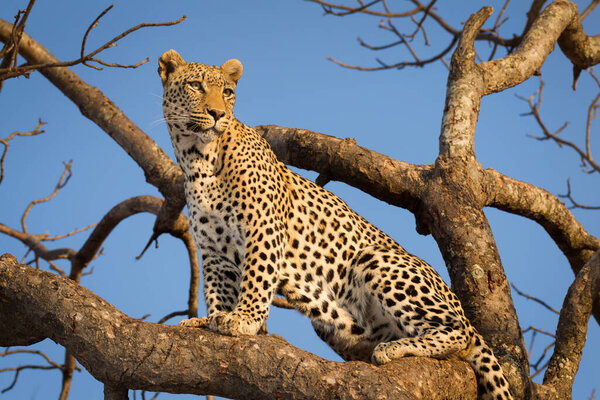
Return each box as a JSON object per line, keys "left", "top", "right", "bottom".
{"left": 188, "top": 81, "right": 204, "bottom": 91}
{"left": 223, "top": 88, "right": 234, "bottom": 97}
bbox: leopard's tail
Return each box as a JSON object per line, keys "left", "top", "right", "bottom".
{"left": 463, "top": 333, "right": 513, "bottom": 400}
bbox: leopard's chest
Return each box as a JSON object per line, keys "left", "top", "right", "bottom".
{"left": 185, "top": 176, "right": 246, "bottom": 262}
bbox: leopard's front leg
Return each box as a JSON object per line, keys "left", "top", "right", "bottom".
{"left": 179, "top": 253, "right": 241, "bottom": 329}
{"left": 207, "top": 217, "right": 285, "bottom": 336}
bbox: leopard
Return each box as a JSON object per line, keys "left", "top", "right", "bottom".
{"left": 158, "top": 49, "right": 513, "bottom": 400}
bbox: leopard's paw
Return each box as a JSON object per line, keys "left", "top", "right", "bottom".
{"left": 208, "top": 311, "right": 260, "bottom": 336}
{"left": 372, "top": 342, "right": 394, "bottom": 365}
{"left": 178, "top": 317, "right": 210, "bottom": 328}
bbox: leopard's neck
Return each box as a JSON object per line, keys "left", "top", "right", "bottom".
{"left": 170, "top": 128, "right": 222, "bottom": 179}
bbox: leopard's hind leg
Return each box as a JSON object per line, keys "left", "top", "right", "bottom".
{"left": 352, "top": 245, "right": 513, "bottom": 400}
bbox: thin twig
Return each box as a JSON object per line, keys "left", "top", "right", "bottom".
{"left": 328, "top": 35, "right": 457, "bottom": 71}
{"left": 157, "top": 310, "right": 189, "bottom": 325}
{"left": 0, "top": 0, "right": 36, "bottom": 90}
{"left": 517, "top": 78, "right": 600, "bottom": 174}
{"left": 511, "top": 283, "right": 560, "bottom": 314}
{"left": 0, "top": 9, "right": 185, "bottom": 79}
{"left": 0, "top": 119, "right": 45, "bottom": 184}
{"left": 522, "top": 326, "right": 556, "bottom": 338}
{"left": 0, "top": 348, "right": 78, "bottom": 393}
{"left": 21, "top": 161, "right": 72, "bottom": 233}
{"left": 581, "top": 0, "right": 600, "bottom": 19}
{"left": 559, "top": 179, "right": 600, "bottom": 210}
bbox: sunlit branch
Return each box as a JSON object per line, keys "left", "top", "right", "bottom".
{"left": 544, "top": 249, "right": 600, "bottom": 397}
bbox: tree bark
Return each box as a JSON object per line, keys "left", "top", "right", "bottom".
{"left": 0, "top": 254, "right": 477, "bottom": 400}
{"left": 1, "top": 1, "right": 599, "bottom": 398}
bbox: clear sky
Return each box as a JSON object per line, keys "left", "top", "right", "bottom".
{"left": 0, "top": 1, "right": 598, "bottom": 399}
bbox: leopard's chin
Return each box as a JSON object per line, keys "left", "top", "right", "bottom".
{"left": 185, "top": 121, "right": 205, "bottom": 133}
{"left": 184, "top": 121, "right": 223, "bottom": 142}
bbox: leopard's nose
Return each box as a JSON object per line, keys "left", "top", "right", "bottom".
{"left": 208, "top": 108, "right": 226, "bottom": 121}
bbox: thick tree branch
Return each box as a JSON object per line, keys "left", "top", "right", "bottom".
{"left": 256, "top": 125, "right": 428, "bottom": 213}
{"left": 481, "top": 0, "right": 599, "bottom": 95}
{"left": 484, "top": 169, "right": 600, "bottom": 325}
{"left": 0, "top": 254, "right": 477, "bottom": 400}
{"left": 543, "top": 249, "right": 600, "bottom": 398}
{"left": 438, "top": 7, "right": 490, "bottom": 161}
{"left": 557, "top": 6, "right": 600, "bottom": 70}
{"left": 484, "top": 170, "right": 600, "bottom": 270}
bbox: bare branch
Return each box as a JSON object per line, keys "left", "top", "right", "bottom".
{"left": 0, "top": 0, "right": 35, "bottom": 91}
{"left": 0, "top": 7, "right": 185, "bottom": 82}
{"left": 0, "top": 223, "right": 77, "bottom": 264}
{"left": 44, "top": 223, "right": 98, "bottom": 241}
{"left": 484, "top": 169, "right": 600, "bottom": 287}
{"left": 523, "top": 326, "right": 556, "bottom": 339}
{"left": 559, "top": 179, "right": 600, "bottom": 210}
{"left": 0, "top": 118, "right": 45, "bottom": 184}
{"left": 71, "top": 196, "right": 161, "bottom": 277}
{"left": 156, "top": 310, "right": 188, "bottom": 325}
{"left": 481, "top": 1, "right": 599, "bottom": 95}
{"left": 511, "top": 283, "right": 560, "bottom": 314}
{"left": 0, "top": 347, "right": 75, "bottom": 394}
{"left": 1, "top": 348, "right": 64, "bottom": 370}
{"left": 20, "top": 161, "right": 72, "bottom": 233}
{"left": 517, "top": 78, "right": 599, "bottom": 174}
{"left": 69, "top": 196, "right": 199, "bottom": 318}
{"left": 1, "top": 364, "right": 57, "bottom": 393}
{"left": 0, "top": 18, "right": 188, "bottom": 243}
{"left": 581, "top": 0, "right": 600, "bottom": 19}
{"left": 307, "top": 0, "right": 423, "bottom": 18}
{"left": 530, "top": 342, "right": 555, "bottom": 378}
{"left": 521, "top": 0, "right": 550, "bottom": 39}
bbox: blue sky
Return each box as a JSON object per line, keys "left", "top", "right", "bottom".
{"left": 0, "top": 1, "right": 598, "bottom": 399}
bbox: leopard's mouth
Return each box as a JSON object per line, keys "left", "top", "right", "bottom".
{"left": 186, "top": 120, "right": 225, "bottom": 134}
{"left": 185, "top": 121, "right": 205, "bottom": 133}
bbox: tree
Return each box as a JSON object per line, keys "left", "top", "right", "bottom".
{"left": 0, "top": 1, "right": 598, "bottom": 399}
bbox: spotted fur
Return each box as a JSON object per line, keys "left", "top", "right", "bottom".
{"left": 159, "top": 49, "right": 513, "bottom": 400}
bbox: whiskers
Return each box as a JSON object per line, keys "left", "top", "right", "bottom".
{"left": 151, "top": 114, "right": 189, "bottom": 128}
{"left": 150, "top": 102, "right": 189, "bottom": 128}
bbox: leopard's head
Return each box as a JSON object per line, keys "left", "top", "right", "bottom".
{"left": 159, "top": 49, "right": 243, "bottom": 143}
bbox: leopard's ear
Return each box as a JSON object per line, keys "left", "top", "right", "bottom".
{"left": 158, "top": 50, "right": 186, "bottom": 86}
{"left": 221, "top": 59, "right": 243, "bottom": 83}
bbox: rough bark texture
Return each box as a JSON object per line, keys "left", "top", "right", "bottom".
{"left": 258, "top": 125, "right": 429, "bottom": 213}
{"left": 0, "top": 1, "right": 599, "bottom": 399}
{"left": 0, "top": 254, "right": 476, "bottom": 400}
{"left": 543, "top": 249, "right": 600, "bottom": 399}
